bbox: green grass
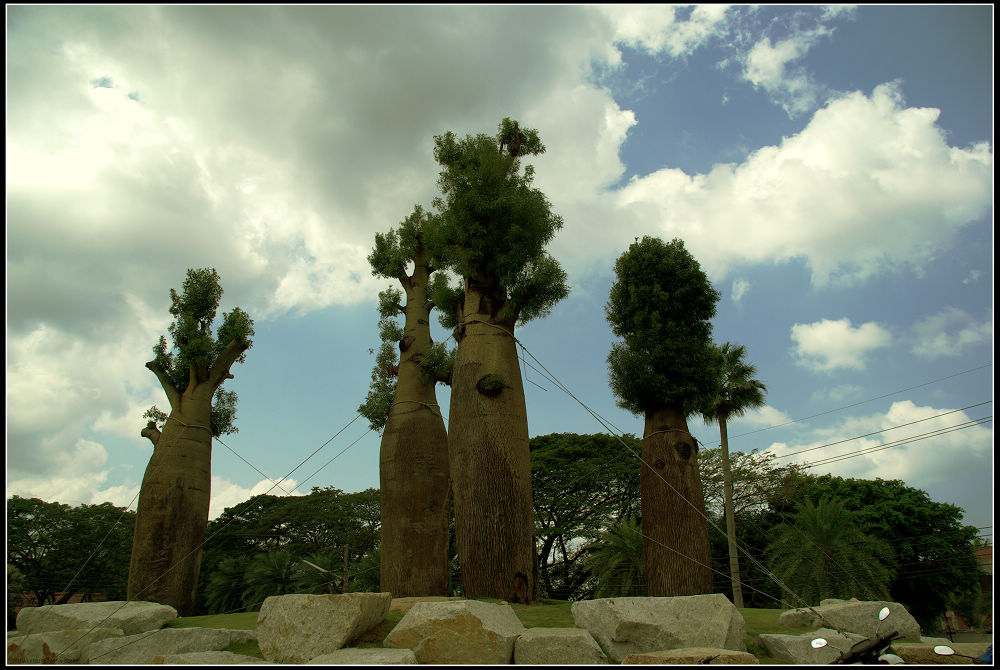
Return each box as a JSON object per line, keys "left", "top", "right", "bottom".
{"left": 170, "top": 600, "right": 814, "bottom": 663}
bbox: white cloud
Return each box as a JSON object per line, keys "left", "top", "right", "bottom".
{"left": 614, "top": 84, "right": 993, "bottom": 286}
{"left": 910, "top": 307, "right": 993, "bottom": 359}
{"left": 209, "top": 476, "right": 305, "bottom": 521}
{"left": 764, "top": 400, "right": 993, "bottom": 505}
{"left": 743, "top": 35, "right": 823, "bottom": 117}
{"left": 596, "top": 4, "right": 731, "bottom": 58}
{"left": 731, "top": 278, "right": 750, "bottom": 305}
{"left": 791, "top": 318, "right": 892, "bottom": 372}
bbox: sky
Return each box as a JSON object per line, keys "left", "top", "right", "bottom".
{"left": 6, "top": 6, "right": 993, "bottom": 547}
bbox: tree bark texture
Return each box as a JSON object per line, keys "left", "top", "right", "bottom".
{"left": 379, "top": 266, "right": 451, "bottom": 597}
{"left": 448, "top": 281, "right": 535, "bottom": 603}
{"left": 719, "top": 414, "right": 744, "bottom": 607}
{"left": 641, "top": 404, "right": 714, "bottom": 596}
{"left": 127, "top": 387, "right": 214, "bottom": 616}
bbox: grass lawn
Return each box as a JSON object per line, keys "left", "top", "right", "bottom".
{"left": 172, "top": 599, "right": 808, "bottom": 663}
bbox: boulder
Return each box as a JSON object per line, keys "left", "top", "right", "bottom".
{"left": 86, "top": 627, "right": 255, "bottom": 664}
{"left": 571, "top": 594, "right": 746, "bottom": 663}
{"left": 383, "top": 599, "right": 525, "bottom": 664}
{"left": 152, "top": 650, "right": 274, "bottom": 664}
{"left": 758, "top": 628, "right": 866, "bottom": 664}
{"left": 777, "top": 600, "right": 921, "bottom": 641}
{"left": 256, "top": 592, "right": 392, "bottom": 664}
{"left": 7, "top": 627, "right": 123, "bottom": 664}
{"left": 622, "top": 647, "right": 760, "bottom": 664}
{"left": 307, "top": 647, "right": 419, "bottom": 664}
{"left": 891, "top": 642, "right": 991, "bottom": 665}
{"left": 16, "top": 601, "right": 177, "bottom": 636}
{"left": 514, "top": 627, "right": 609, "bottom": 665}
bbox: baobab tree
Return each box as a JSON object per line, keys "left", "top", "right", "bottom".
{"left": 430, "top": 118, "right": 569, "bottom": 603}
{"left": 359, "top": 205, "right": 454, "bottom": 596}
{"left": 605, "top": 237, "right": 720, "bottom": 596}
{"left": 129, "top": 267, "right": 253, "bottom": 615}
{"left": 702, "top": 341, "right": 767, "bottom": 608}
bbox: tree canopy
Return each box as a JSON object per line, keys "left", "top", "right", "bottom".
{"left": 144, "top": 267, "right": 254, "bottom": 437}
{"left": 430, "top": 117, "right": 568, "bottom": 327}
{"left": 606, "top": 236, "right": 721, "bottom": 416}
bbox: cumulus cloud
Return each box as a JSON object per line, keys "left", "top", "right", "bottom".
{"left": 730, "top": 278, "right": 751, "bottom": 305}
{"left": 909, "top": 307, "right": 993, "bottom": 359}
{"left": 791, "top": 318, "right": 892, "bottom": 372}
{"left": 764, "top": 400, "right": 992, "bottom": 514}
{"left": 742, "top": 33, "right": 826, "bottom": 117}
{"left": 209, "top": 476, "right": 305, "bottom": 521}
{"left": 597, "top": 4, "right": 731, "bottom": 58}
{"left": 614, "top": 83, "right": 992, "bottom": 285}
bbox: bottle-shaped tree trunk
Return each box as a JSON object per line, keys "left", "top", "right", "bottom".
{"left": 641, "top": 403, "right": 713, "bottom": 596}
{"left": 128, "top": 384, "right": 214, "bottom": 615}
{"left": 379, "top": 265, "right": 451, "bottom": 597}
{"left": 447, "top": 277, "right": 535, "bottom": 603}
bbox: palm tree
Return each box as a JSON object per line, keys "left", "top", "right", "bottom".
{"left": 766, "top": 496, "right": 893, "bottom": 606}
{"left": 203, "top": 556, "right": 250, "bottom": 614}
{"left": 584, "top": 518, "right": 646, "bottom": 598}
{"left": 242, "top": 549, "right": 300, "bottom": 611}
{"left": 702, "top": 342, "right": 766, "bottom": 608}
{"left": 292, "top": 548, "right": 342, "bottom": 594}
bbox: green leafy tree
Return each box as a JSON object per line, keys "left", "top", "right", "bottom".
{"left": 7, "top": 496, "right": 135, "bottom": 609}
{"left": 430, "top": 118, "right": 569, "bottom": 603}
{"left": 701, "top": 342, "right": 767, "bottom": 607}
{"left": 583, "top": 517, "right": 646, "bottom": 598}
{"left": 530, "top": 433, "right": 641, "bottom": 600}
{"left": 605, "top": 236, "right": 720, "bottom": 596}
{"left": 129, "top": 267, "right": 254, "bottom": 615}
{"left": 359, "top": 205, "right": 454, "bottom": 597}
{"left": 766, "top": 496, "right": 894, "bottom": 606}
{"left": 777, "top": 475, "right": 981, "bottom": 629}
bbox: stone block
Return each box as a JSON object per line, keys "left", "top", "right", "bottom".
{"left": 256, "top": 592, "right": 391, "bottom": 664}
{"left": 777, "top": 600, "right": 921, "bottom": 641}
{"left": 86, "top": 627, "right": 251, "bottom": 664}
{"left": 6, "top": 627, "right": 123, "bottom": 664}
{"left": 152, "top": 650, "right": 274, "bottom": 664}
{"left": 383, "top": 599, "right": 525, "bottom": 664}
{"left": 514, "top": 627, "right": 609, "bottom": 665}
{"left": 307, "top": 647, "right": 419, "bottom": 664}
{"left": 622, "top": 647, "right": 760, "bottom": 664}
{"left": 16, "top": 601, "right": 177, "bottom": 636}
{"left": 758, "top": 628, "right": 866, "bottom": 665}
{"left": 571, "top": 594, "right": 746, "bottom": 663}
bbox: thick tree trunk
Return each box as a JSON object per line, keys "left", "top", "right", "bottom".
{"left": 448, "top": 279, "right": 535, "bottom": 603}
{"left": 380, "top": 264, "right": 451, "bottom": 597}
{"left": 719, "top": 414, "right": 744, "bottom": 607}
{"left": 127, "top": 385, "right": 214, "bottom": 615}
{"left": 641, "top": 404, "right": 713, "bottom": 596}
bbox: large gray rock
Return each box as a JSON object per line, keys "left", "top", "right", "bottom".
{"left": 256, "top": 592, "right": 392, "bottom": 664}
{"left": 758, "top": 628, "right": 866, "bottom": 664}
{"left": 86, "top": 627, "right": 255, "bottom": 664}
{"left": 383, "top": 599, "right": 526, "bottom": 664}
{"left": 571, "top": 595, "right": 746, "bottom": 663}
{"left": 16, "top": 601, "right": 177, "bottom": 636}
{"left": 6, "top": 628, "right": 123, "bottom": 664}
{"left": 152, "top": 650, "right": 274, "bottom": 664}
{"left": 622, "top": 647, "right": 761, "bottom": 664}
{"left": 514, "top": 627, "right": 609, "bottom": 665}
{"left": 777, "top": 600, "right": 921, "bottom": 641}
{"left": 307, "top": 647, "right": 419, "bottom": 664}
{"left": 892, "top": 642, "right": 990, "bottom": 665}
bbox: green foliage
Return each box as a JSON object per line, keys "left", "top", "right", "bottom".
{"left": 203, "top": 556, "right": 251, "bottom": 614}
{"left": 142, "top": 405, "right": 168, "bottom": 428}
{"left": 530, "top": 433, "right": 642, "bottom": 600}
{"left": 428, "top": 272, "right": 464, "bottom": 330}
{"left": 777, "top": 475, "right": 981, "bottom": 629}
{"left": 431, "top": 117, "right": 568, "bottom": 325}
{"left": 368, "top": 205, "right": 446, "bottom": 279}
{"left": 6, "top": 496, "right": 135, "bottom": 607}
{"left": 241, "top": 549, "right": 300, "bottom": 610}
{"left": 583, "top": 517, "right": 646, "bottom": 598}
{"left": 420, "top": 340, "right": 456, "bottom": 383}
{"left": 698, "top": 447, "right": 804, "bottom": 518}
{"left": 765, "top": 496, "right": 894, "bottom": 607}
{"left": 606, "top": 237, "right": 721, "bottom": 416}
{"left": 146, "top": 268, "right": 254, "bottom": 436}
{"left": 702, "top": 342, "right": 767, "bottom": 423}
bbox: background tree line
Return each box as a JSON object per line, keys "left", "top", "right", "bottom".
{"left": 7, "top": 432, "right": 986, "bottom": 631}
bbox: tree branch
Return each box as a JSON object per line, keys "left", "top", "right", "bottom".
{"left": 141, "top": 421, "right": 161, "bottom": 447}
{"left": 209, "top": 339, "right": 248, "bottom": 389}
{"left": 145, "top": 361, "right": 181, "bottom": 410}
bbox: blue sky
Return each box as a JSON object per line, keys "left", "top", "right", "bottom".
{"left": 6, "top": 6, "right": 993, "bottom": 542}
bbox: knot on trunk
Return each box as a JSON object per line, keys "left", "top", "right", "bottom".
{"left": 674, "top": 442, "right": 692, "bottom": 460}
{"left": 141, "top": 421, "right": 161, "bottom": 447}
{"left": 476, "top": 373, "right": 507, "bottom": 397}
